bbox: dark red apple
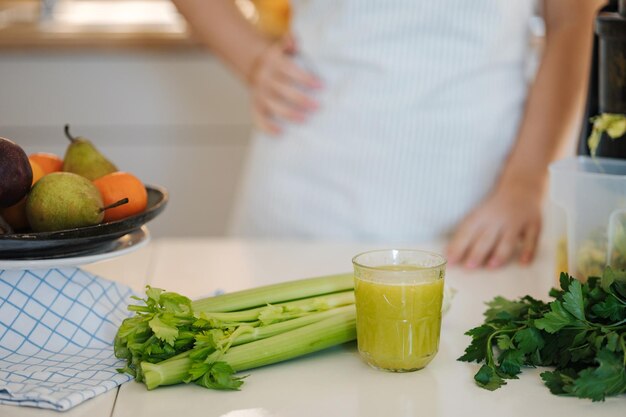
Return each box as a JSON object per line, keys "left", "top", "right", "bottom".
{"left": 0, "top": 137, "right": 33, "bottom": 208}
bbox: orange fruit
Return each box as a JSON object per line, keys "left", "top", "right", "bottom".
{"left": 93, "top": 172, "right": 148, "bottom": 222}
{"left": 0, "top": 197, "right": 29, "bottom": 231}
{"left": 29, "top": 152, "right": 63, "bottom": 174}
{"left": 29, "top": 159, "right": 45, "bottom": 185}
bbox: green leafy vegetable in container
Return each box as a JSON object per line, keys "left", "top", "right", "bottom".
{"left": 610, "top": 212, "right": 626, "bottom": 271}
{"left": 576, "top": 228, "right": 611, "bottom": 279}
{"left": 458, "top": 268, "right": 626, "bottom": 401}
{"left": 573, "top": 213, "right": 626, "bottom": 280}
{"left": 588, "top": 113, "right": 626, "bottom": 157}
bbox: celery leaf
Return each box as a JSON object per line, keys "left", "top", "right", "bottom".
{"left": 194, "top": 362, "right": 246, "bottom": 391}
{"left": 149, "top": 315, "right": 179, "bottom": 346}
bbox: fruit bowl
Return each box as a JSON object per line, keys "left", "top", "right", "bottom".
{"left": 0, "top": 185, "right": 168, "bottom": 260}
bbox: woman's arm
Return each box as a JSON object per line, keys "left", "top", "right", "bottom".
{"left": 172, "top": 0, "right": 268, "bottom": 81}
{"left": 172, "top": 0, "right": 320, "bottom": 133}
{"left": 446, "top": 0, "right": 605, "bottom": 269}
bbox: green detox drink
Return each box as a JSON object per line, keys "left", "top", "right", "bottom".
{"left": 353, "top": 251, "right": 446, "bottom": 372}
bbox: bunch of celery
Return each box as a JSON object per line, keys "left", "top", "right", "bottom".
{"left": 114, "top": 273, "right": 356, "bottom": 390}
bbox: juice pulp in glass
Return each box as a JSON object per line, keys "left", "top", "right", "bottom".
{"left": 355, "top": 265, "right": 444, "bottom": 372}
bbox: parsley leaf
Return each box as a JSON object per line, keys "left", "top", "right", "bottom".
{"left": 497, "top": 349, "right": 525, "bottom": 378}
{"left": 592, "top": 296, "right": 626, "bottom": 321}
{"left": 484, "top": 297, "right": 528, "bottom": 322}
{"left": 474, "top": 365, "right": 507, "bottom": 391}
{"left": 540, "top": 369, "right": 577, "bottom": 396}
{"left": 562, "top": 280, "right": 587, "bottom": 321}
{"left": 571, "top": 349, "right": 626, "bottom": 401}
{"left": 513, "top": 327, "right": 544, "bottom": 354}
{"left": 458, "top": 324, "right": 497, "bottom": 363}
{"left": 534, "top": 302, "right": 578, "bottom": 333}
{"left": 496, "top": 334, "right": 515, "bottom": 351}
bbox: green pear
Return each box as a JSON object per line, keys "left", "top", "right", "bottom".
{"left": 62, "top": 124, "right": 117, "bottom": 180}
{"left": 26, "top": 172, "right": 127, "bottom": 232}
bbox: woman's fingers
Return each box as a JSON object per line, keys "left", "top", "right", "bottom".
{"left": 449, "top": 218, "right": 539, "bottom": 269}
{"left": 487, "top": 229, "right": 520, "bottom": 269}
{"left": 463, "top": 225, "right": 503, "bottom": 269}
{"left": 519, "top": 221, "right": 541, "bottom": 264}
{"left": 486, "top": 221, "right": 540, "bottom": 268}
{"left": 276, "top": 55, "right": 322, "bottom": 89}
{"left": 261, "top": 91, "right": 307, "bottom": 123}
{"left": 268, "top": 77, "right": 318, "bottom": 111}
{"left": 252, "top": 109, "right": 280, "bottom": 135}
{"left": 252, "top": 102, "right": 281, "bottom": 135}
{"left": 447, "top": 215, "right": 483, "bottom": 265}
{"left": 249, "top": 40, "right": 321, "bottom": 133}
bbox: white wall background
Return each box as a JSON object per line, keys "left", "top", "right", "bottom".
{"left": 0, "top": 50, "right": 252, "bottom": 237}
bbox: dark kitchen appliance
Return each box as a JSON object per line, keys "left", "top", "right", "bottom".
{"left": 578, "top": 0, "right": 626, "bottom": 158}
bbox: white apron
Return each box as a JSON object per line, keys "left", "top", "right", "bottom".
{"left": 230, "top": 0, "right": 534, "bottom": 242}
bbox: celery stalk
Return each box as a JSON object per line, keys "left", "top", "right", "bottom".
{"left": 229, "top": 304, "right": 355, "bottom": 346}
{"left": 191, "top": 273, "right": 354, "bottom": 313}
{"left": 142, "top": 306, "right": 356, "bottom": 390}
{"left": 221, "top": 310, "right": 356, "bottom": 372}
{"left": 142, "top": 357, "right": 190, "bottom": 389}
{"left": 199, "top": 290, "right": 355, "bottom": 324}
{"left": 158, "top": 304, "right": 357, "bottom": 365}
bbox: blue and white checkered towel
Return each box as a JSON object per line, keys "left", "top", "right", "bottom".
{"left": 0, "top": 268, "right": 137, "bottom": 411}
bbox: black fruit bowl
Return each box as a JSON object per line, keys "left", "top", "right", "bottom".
{"left": 0, "top": 185, "right": 168, "bottom": 260}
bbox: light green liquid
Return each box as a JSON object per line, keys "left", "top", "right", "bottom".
{"left": 355, "top": 264, "right": 444, "bottom": 371}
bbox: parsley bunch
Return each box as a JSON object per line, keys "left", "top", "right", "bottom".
{"left": 458, "top": 268, "right": 626, "bottom": 401}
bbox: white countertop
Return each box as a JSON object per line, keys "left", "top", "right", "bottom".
{"left": 2, "top": 238, "right": 623, "bottom": 416}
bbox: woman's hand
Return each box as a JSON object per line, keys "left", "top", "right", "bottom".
{"left": 170, "top": 2, "right": 321, "bottom": 134}
{"left": 446, "top": 179, "right": 543, "bottom": 269}
{"left": 249, "top": 36, "right": 322, "bottom": 134}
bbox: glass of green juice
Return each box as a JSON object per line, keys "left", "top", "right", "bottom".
{"left": 352, "top": 249, "right": 446, "bottom": 372}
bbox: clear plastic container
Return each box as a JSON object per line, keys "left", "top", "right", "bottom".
{"left": 549, "top": 156, "right": 626, "bottom": 281}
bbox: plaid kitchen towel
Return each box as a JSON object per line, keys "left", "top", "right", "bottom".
{"left": 0, "top": 267, "right": 137, "bottom": 411}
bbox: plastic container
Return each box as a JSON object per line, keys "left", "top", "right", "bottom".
{"left": 549, "top": 156, "right": 626, "bottom": 280}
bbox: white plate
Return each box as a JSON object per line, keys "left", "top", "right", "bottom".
{"left": 0, "top": 227, "right": 150, "bottom": 270}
